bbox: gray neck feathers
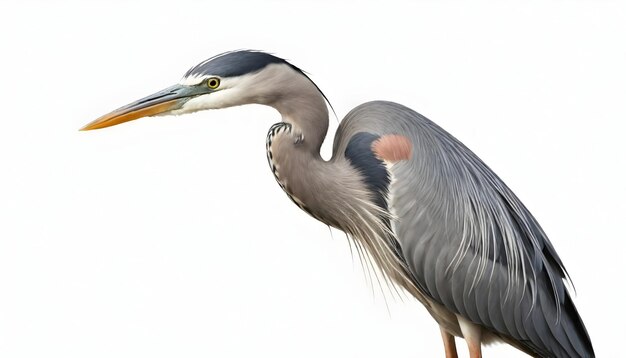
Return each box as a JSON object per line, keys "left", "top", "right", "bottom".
{"left": 255, "top": 64, "right": 329, "bottom": 153}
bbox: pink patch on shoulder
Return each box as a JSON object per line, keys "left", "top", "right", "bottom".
{"left": 372, "top": 134, "right": 413, "bottom": 162}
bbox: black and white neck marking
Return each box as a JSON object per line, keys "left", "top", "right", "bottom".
{"left": 265, "top": 122, "right": 318, "bottom": 219}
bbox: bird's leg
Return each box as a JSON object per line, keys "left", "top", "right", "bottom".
{"left": 457, "top": 315, "right": 483, "bottom": 358}
{"left": 440, "top": 327, "right": 458, "bottom": 358}
{"left": 466, "top": 341, "right": 482, "bottom": 358}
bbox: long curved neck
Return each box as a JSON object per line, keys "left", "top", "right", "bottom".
{"left": 262, "top": 66, "right": 329, "bottom": 153}
{"left": 273, "top": 95, "right": 328, "bottom": 153}
{"left": 262, "top": 71, "right": 418, "bottom": 295}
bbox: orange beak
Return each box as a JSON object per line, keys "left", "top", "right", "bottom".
{"left": 80, "top": 84, "right": 205, "bottom": 131}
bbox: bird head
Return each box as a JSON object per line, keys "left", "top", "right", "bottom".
{"left": 80, "top": 50, "right": 318, "bottom": 131}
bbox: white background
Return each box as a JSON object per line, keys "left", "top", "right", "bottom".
{"left": 1, "top": 1, "right": 624, "bottom": 357}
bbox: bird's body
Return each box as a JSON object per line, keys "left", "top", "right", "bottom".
{"left": 332, "top": 101, "right": 593, "bottom": 357}
{"left": 82, "top": 50, "right": 594, "bottom": 357}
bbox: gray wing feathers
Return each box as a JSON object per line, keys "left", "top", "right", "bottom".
{"left": 336, "top": 101, "right": 594, "bottom": 357}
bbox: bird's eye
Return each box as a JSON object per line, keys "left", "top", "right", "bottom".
{"left": 207, "top": 78, "right": 220, "bottom": 89}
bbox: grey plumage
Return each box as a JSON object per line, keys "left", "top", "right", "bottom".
{"left": 333, "top": 101, "right": 593, "bottom": 357}
{"left": 83, "top": 50, "right": 594, "bottom": 358}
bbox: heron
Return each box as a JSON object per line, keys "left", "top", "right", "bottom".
{"left": 81, "top": 50, "right": 594, "bottom": 358}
